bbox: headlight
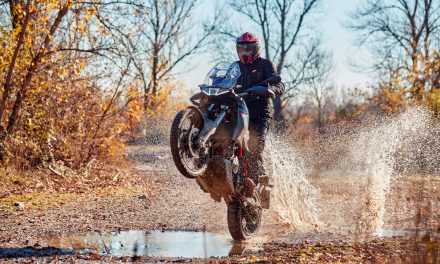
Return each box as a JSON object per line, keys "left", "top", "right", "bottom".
{"left": 202, "top": 87, "right": 229, "bottom": 96}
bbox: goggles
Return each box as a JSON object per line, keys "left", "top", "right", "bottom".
{"left": 236, "top": 42, "right": 257, "bottom": 53}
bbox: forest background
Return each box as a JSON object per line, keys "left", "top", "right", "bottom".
{"left": 0, "top": 0, "right": 438, "bottom": 195}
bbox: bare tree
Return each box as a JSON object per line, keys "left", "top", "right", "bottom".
{"left": 307, "top": 50, "right": 333, "bottom": 132}
{"left": 282, "top": 40, "right": 326, "bottom": 108}
{"left": 130, "top": 0, "right": 221, "bottom": 111}
{"left": 350, "top": 0, "right": 440, "bottom": 101}
{"left": 229, "top": 0, "right": 322, "bottom": 121}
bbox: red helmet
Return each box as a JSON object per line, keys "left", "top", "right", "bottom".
{"left": 236, "top": 32, "right": 260, "bottom": 65}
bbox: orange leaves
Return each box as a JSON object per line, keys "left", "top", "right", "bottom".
{"left": 125, "top": 84, "right": 143, "bottom": 124}
{"left": 1, "top": 0, "right": 187, "bottom": 172}
{"left": 426, "top": 88, "right": 440, "bottom": 115}
{"left": 85, "top": 7, "right": 98, "bottom": 21}
{"left": 381, "top": 88, "right": 407, "bottom": 113}
{"left": 11, "top": 2, "right": 25, "bottom": 27}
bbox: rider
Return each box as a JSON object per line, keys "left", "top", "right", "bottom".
{"left": 235, "top": 32, "right": 285, "bottom": 187}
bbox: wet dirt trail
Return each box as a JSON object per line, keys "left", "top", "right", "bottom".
{"left": 0, "top": 144, "right": 439, "bottom": 263}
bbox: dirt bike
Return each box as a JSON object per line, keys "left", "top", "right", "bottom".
{"left": 170, "top": 62, "right": 278, "bottom": 240}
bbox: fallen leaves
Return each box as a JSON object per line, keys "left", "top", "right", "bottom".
{"left": 253, "top": 237, "right": 440, "bottom": 263}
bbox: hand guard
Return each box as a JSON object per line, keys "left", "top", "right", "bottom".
{"left": 254, "top": 87, "right": 275, "bottom": 99}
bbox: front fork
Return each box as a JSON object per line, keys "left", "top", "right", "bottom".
{"left": 236, "top": 140, "right": 247, "bottom": 178}
{"left": 235, "top": 140, "right": 256, "bottom": 198}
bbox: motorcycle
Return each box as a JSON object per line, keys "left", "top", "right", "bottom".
{"left": 170, "top": 62, "right": 278, "bottom": 240}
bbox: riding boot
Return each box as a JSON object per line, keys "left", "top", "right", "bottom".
{"left": 247, "top": 118, "right": 271, "bottom": 208}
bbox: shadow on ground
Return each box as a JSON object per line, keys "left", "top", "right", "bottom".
{"left": 0, "top": 247, "right": 74, "bottom": 259}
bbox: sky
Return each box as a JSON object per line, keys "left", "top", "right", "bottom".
{"left": 179, "top": 0, "right": 373, "bottom": 91}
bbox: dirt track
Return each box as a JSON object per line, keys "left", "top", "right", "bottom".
{"left": 0, "top": 144, "right": 439, "bottom": 263}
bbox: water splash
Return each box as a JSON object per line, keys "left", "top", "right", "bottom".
{"left": 344, "top": 107, "right": 432, "bottom": 238}
{"left": 266, "top": 134, "right": 320, "bottom": 229}
{"left": 306, "top": 106, "right": 437, "bottom": 239}
{"left": 264, "top": 107, "right": 437, "bottom": 237}
{"left": 141, "top": 104, "right": 437, "bottom": 238}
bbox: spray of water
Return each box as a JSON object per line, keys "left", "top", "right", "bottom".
{"left": 140, "top": 104, "right": 437, "bottom": 238}
{"left": 343, "top": 107, "right": 432, "bottom": 238}
{"left": 264, "top": 106, "right": 438, "bottom": 237}
{"left": 265, "top": 134, "right": 320, "bottom": 229}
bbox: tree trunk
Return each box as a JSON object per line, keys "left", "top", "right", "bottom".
{"left": 273, "top": 56, "right": 286, "bottom": 123}
{"left": 6, "top": 4, "right": 70, "bottom": 133}
{"left": 0, "top": 1, "right": 30, "bottom": 129}
{"left": 317, "top": 99, "right": 323, "bottom": 134}
{"left": 146, "top": 43, "right": 159, "bottom": 111}
{"left": 273, "top": 95, "right": 284, "bottom": 121}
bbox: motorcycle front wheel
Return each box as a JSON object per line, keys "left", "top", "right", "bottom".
{"left": 227, "top": 192, "right": 262, "bottom": 241}
{"left": 170, "top": 107, "right": 208, "bottom": 179}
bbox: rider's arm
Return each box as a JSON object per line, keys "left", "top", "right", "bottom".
{"left": 263, "top": 60, "right": 285, "bottom": 95}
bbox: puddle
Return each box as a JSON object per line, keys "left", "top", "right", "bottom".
{"left": 41, "top": 231, "right": 261, "bottom": 258}
{"left": 379, "top": 229, "right": 440, "bottom": 238}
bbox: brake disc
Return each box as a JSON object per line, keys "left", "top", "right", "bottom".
{"left": 187, "top": 126, "right": 201, "bottom": 158}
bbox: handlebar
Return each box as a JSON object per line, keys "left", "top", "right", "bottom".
{"left": 237, "top": 85, "right": 275, "bottom": 98}
{"left": 236, "top": 91, "right": 273, "bottom": 100}
{"left": 236, "top": 92, "right": 249, "bottom": 97}
{"left": 197, "top": 83, "right": 275, "bottom": 99}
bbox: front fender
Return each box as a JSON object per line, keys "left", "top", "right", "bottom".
{"left": 190, "top": 92, "right": 201, "bottom": 106}
{"left": 187, "top": 105, "right": 203, "bottom": 119}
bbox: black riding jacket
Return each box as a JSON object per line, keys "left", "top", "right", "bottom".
{"left": 236, "top": 57, "right": 285, "bottom": 119}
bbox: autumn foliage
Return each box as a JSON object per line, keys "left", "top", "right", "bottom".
{"left": 0, "top": 1, "right": 164, "bottom": 170}
{"left": 0, "top": 0, "right": 438, "bottom": 175}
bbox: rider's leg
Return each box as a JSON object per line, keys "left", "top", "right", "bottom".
{"left": 247, "top": 117, "right": 270, "bottom": 184}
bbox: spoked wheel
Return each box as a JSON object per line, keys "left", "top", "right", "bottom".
{"left": 170, "top": 107, "right": 208, "bottom": 179}
{"left": 227, "top": 192, "right": 262, "bottom": 241}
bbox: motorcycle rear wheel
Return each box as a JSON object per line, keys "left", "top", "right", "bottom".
{"left": 227, "top": 193, "right": 262, "bottom": 241}
{"left": 170, "top": 107, "right": 208, "bottom": 179}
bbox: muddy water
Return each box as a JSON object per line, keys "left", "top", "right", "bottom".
{"left": 379, "top": 229, "right": 440, "bottom": 238}
{"left": 41, "top": 231, "right": 262, "bottom": 258}
{"left": 11, "top": 228, "right": 436, "bottom": 260}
